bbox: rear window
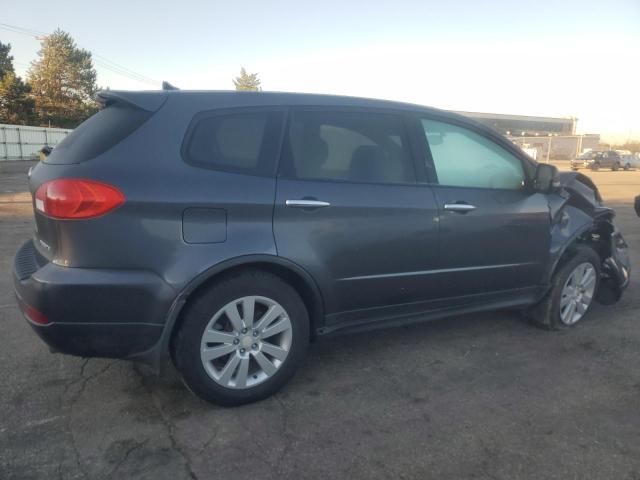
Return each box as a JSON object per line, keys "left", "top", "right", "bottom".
{"left": 45, "top": 104, "right": 151, "bottom": 164}
{"left": 182, "top": 110, "right": 284, "bottom": 176}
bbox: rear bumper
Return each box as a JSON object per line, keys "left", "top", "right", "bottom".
{"left": 570, "top": 161, "right": 592, "bottom": 170}
{"left": 13, "top": 239, "right": 176, "bottom": 359}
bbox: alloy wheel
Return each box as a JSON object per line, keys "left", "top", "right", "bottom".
{"left": 200, "top": 296, "right": 293, "bottom": 389}
{"left": 559, "top": 262, "right": 597, "bottom": 325}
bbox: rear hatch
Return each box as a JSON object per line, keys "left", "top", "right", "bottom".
{"left": 29, "top": 90, "right": 167, "bottom": 261}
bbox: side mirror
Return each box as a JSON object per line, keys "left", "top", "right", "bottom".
{"left": 634, "top": 195, "right": 640, "bottom": 217}
{"left": 534, "top": 163, "right": 560, "bottom": 194}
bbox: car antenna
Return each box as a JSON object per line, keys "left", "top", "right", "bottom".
{"left": 162, "top": 81, "right": 179, "bottom": 91}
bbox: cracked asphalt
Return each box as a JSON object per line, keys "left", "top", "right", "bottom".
{"left": 1, "top": 162, "right": 640, "bottom": 479}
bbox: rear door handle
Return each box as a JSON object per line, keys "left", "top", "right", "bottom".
{"left": 285, "top": 199, "right": 331, "bottom": 209}
{"left": 444, "top": 203, "right": 477, "bottom": 213}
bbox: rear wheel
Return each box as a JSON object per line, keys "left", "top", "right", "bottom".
{"left": 612, "top": 162, "right": 620, "bottom": 171}
{"left": 624, "top": 163, "right": 631, "bottom": 171}
{"left": 528, "top": 245, "right": 600, "bottom": 330}
{"left": 172, "top": 271, "right": 310, "bottom": 406}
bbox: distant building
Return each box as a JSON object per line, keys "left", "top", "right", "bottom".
{"left": 455, "top": 111, "right": 600, "bottom": 160}
{"left": 455, "top": 111, "right": 577, "bottom": 136}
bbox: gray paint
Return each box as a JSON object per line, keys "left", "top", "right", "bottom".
{"left": 15, "top": 90, "right": 631, "bottom": 370}
{"left": 182, "top": 208, "right": 227, "bottom": 244}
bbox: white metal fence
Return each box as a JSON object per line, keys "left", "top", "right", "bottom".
{"left": 0, "top": 124, "right": 72, "bottom": 161}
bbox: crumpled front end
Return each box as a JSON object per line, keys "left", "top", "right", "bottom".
{"left": 548, "top": 171, "right": 631, "bottom": 304}
{"left": 599, "top": 230, "right": 630, "bottom": 303}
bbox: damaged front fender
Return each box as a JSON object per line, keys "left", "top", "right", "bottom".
{"left": 545, "top": 171, "right": 631, "bottom": 304}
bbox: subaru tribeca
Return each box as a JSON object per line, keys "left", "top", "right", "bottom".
{"left": 13, "top": 90, "right": 630, "bottom": 406}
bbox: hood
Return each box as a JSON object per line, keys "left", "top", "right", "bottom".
{"left": 556, "top": 171, "right": 612, "bottom": 217}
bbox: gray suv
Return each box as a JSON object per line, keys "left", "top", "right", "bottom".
{"left": 571, "top": 150, "right": 623, "bottom": 171}
{"left": 13, "top": 90, "right": 630, "bottom": 405}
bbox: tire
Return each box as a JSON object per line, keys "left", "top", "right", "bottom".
{"left": 624, "top": 163, "right": 631, "bottom": 171}
{"left": 591, "top": 162, "right": 600, "bottom": 171}
{"left": 172, "top": 270, "right": 310, "bottom": 406}
{"left": 528, "top": 245, "right": 600, "bottom": 330}
{"left": 612, "top": 162, "right": 620, "bottom": 171}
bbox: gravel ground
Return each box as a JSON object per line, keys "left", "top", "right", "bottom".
{"left": 1, "top": 164, "right": 639, "bottom": 480}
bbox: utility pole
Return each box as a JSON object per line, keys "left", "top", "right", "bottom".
{"left": 576, "top": 135, "right": 583, "bottom": 158}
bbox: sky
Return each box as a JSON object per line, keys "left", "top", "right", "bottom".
{"left": 2, "top": 0, "right": 639, "bottom": 142}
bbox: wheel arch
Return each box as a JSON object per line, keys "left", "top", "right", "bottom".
{"left": 159, "top": 255, "right": 325, "bottom": 364}
{"left": 546, "top": 224, "right": 593, "bottom": 284}
{"left": 545, "top": 211, "right": 617, "bottom": 286}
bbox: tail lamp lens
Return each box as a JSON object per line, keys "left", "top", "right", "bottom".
{"left": 16, "top": 296, "right": 51, "bottom": 326}
{"left": 35, "top": 179, "right": 125, "bottom": 219}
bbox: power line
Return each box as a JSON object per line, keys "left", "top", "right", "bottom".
{"left": 93, "top": 55, "right": 159, "bottom": 85}
{"left": 0, "top": 22, "right": 160, "bottom": 87}
{"left": 0, "top": 23, "right": 46, "bottom": 38}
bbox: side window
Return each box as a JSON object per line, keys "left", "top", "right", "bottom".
{"left": 184, "top": 111, "right": 282, "bottom": 175}
{"left": 421, "top": 119, "right": 525, "bottom": 190}
{"left": 281, "top": 110, "right": 416, "bottom": 185}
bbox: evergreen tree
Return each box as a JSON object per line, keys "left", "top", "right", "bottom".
{"left": 233, "top": 67, "right": 262, "bottom": 91}
{"left": 28, "top": 30, "right": 98, "bottom": 128}
{"left": 0, "top": 72, "right": 35, "bottom": 125}
{"left": 0, "top": 42, "right": 35, "bottom": 125}
{"left": 0, "top": 41, "right": 15, "bottom": 79}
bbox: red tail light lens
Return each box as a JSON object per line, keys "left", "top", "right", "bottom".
{"left": 35, "top": 179, "right": 125, "bottom": 219}
{"left": 16, "top": 296, "right": 51, "bottom": 326}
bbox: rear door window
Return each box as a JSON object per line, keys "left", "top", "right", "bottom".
{"left": 183, "top": 110, "right": 284, "bottom": 176}
{"left": 280, "top": 110, "right": 416, "bottom": 185}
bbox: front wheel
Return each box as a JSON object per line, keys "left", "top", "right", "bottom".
{"left": 591, "top": 162, "right": 600, "bottom": 171}
{"left": 612, "top": 162, "right": 620, "bottom": 171}
{"left": 528, "top": 245, "right": 600, "bottom": 330}
{"left": 172, "top": 270, "right": 310, "bottom": 406}
{"left": 624, "top": 163, "right": 631, "bottom": 171}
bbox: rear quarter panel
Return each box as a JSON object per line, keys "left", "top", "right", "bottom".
{"left": 28, "top": 94, "right": 278, "bottom": 294}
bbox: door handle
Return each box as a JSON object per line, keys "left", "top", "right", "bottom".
{"left": 444, "top": 203, "right": 477, "bottom": 213}
{"left": 285, "top": 199, "right": 331, "bottom": 209}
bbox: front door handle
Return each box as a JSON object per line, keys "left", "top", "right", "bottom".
{"left": 444, "top": 203, "right": 477, "bottom": 213}
{"left": 285, "top": 199, "right": 331, "bottom": 209}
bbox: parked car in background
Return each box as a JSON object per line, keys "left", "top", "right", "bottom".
{"left": 13, "top": 90, "right": 631, "bottom": 406}
{"left": 571, "top": 150, "right": 623, "bottom": 171}
{"left": 619, "top": 152, "right": 640, "bottom": 170}
{"left": 571, "top": 151, "right": 596, "bottom": 170}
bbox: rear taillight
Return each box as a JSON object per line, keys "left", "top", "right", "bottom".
{"left": 16, "top": 297, "right": 51, "bottom": 326}
{"left": 35, "top": 179, "right": 125, "bottom": 219}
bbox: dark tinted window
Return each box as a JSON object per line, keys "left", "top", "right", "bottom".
{"left": 281, "top": 110, "right": 416, "bottom": 184}
{"left": 46, "top": 104, "right": 151, "bottom": 164}
{"left": 184, "top": 111, "right": 282, "bottom": 175}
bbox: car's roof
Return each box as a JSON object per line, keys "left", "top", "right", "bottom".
{"left": 98, "top": 89, "right": 459, "bottom": 118}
